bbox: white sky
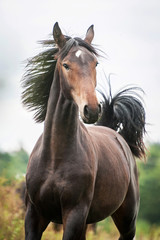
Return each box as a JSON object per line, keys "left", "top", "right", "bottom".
{"left": 0, "top": 0, "right": 160, "bottom": 153}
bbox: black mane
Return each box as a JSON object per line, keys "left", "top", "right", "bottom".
{"left": 21, "top": 36, "right": 98, "bottom": 123}
{"left": 97, "top": 85, "right": 146, "bottom": 159}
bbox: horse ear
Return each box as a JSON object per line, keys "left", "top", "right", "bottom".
{"left": 84, "top": 25, "right": 94, "bottom": 44}
{"left": 53, "top": 22, "right": 66, "bottom": 49}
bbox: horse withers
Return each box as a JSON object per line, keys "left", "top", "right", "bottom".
{"left": 22, "top": 22, "right": 146, "bottom": 240}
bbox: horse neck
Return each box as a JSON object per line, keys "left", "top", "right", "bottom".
{"left": 42, "top": 68, "right": 80, "bottom": 154}
{"left": 53, "top": 92, "right": 80, "bottom": 146}
{"left": 43, "top": 69, "right": 60, "bottom": 139}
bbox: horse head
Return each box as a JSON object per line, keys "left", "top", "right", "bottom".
{"left": 53, "top": 22, "right": 101, "bottom": 124}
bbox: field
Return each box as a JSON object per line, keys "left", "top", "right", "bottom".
{"left": 1, "top": 178, "right": 160, "bottom": 240}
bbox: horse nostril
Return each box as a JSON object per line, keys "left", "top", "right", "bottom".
{"left": 84, "top": 105, "right": 90, "bottom": 119}
{"left": 84, "top": 104, "right": 101, "bottom": 121}
{"left": 98, "top": 104, "right": 101, "bottom": 115}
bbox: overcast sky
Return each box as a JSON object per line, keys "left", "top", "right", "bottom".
{"left": 0, "top": 0, "right": 160, "bottom": 153}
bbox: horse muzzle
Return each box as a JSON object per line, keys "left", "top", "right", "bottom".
{"left": 82, "top": 103, "right": 101, "bottom": 124}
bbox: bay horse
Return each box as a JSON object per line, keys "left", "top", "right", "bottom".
{"left": 22, "top": 22, "right": 146, "bottom": 240}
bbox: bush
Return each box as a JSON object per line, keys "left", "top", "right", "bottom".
{"left": 0, "top": 178, "right": 25, "bottom": 240}
{"left": 138, "top": 143, "right": 160, "bottom": 224}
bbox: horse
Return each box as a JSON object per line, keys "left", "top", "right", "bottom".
{"left": 22, "top": 22, "right": 146, "bottom": 240}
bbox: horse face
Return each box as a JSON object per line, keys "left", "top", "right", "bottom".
{"left": 58, "top": 46, "right": 101, "bottom": 124}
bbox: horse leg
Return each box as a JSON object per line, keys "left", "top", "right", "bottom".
{"left": 62, "top": 205, "right": 88, "bottom": 240}
{"left": 111, "top": 181, "right": 139, "bottom": 240}
{"left": 80, "top": 224, "right": 87, "bottom": 240}
{"left": 25, "top": 202, "right": 49, "bottom": 240}
{"left": 112, "top": 210, "right": 136, "bottom": 240}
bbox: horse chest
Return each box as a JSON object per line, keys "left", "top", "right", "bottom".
{"left": 27, "top": 160, "right": 95, "bottom": 222}
{"left": 39, "top": 179, "right": 63, "bottom": 221}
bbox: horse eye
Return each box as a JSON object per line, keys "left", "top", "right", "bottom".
{"left": 96, "top": 62, "right": 99, "bottom": 67}
{"left": 63, "top": 63, "right": 70, "bottom": 70}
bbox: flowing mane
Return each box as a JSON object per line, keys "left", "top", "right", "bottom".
{"left": 21, "top": 37, "right": 98, "bottom": 122}
{"left": 97, "top": 85, "right": 146, "bottom": 158}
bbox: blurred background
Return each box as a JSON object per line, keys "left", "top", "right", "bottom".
{"left": 0, "top": 0, "right": 160, "bottom": 239}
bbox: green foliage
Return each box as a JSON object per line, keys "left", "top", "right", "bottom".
{"left": 136, "top": 220, "right": 160, "bottom": 240}
{"left": 136, "top": 220, "right": 151, "bottom": 236}
{"left": 138, "top": 143, "right": 160, "bottom": 224}
{"left": 0, "top": 178, "right": 25, "bottom": 240}
{"left": 0, "top": 148, "right": 28, "bottom": 181}
{"left": 0, "top": 152, "right": 11, "bottom": 175}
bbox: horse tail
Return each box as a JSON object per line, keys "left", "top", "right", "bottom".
{"left": 97, "top": 85, "right": 146, "bottom": 159}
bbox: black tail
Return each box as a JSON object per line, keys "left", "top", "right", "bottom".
{"left": 97, "top": 85, "right": 146, "bottom": 159}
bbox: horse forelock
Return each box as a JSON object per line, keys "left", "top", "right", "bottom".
{"left": 58, "top": 37, "right": 98, "bottom": 60}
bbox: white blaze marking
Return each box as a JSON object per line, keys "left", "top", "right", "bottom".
{"left": 75, "top": 50, "right": 82, "bottom": 58}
